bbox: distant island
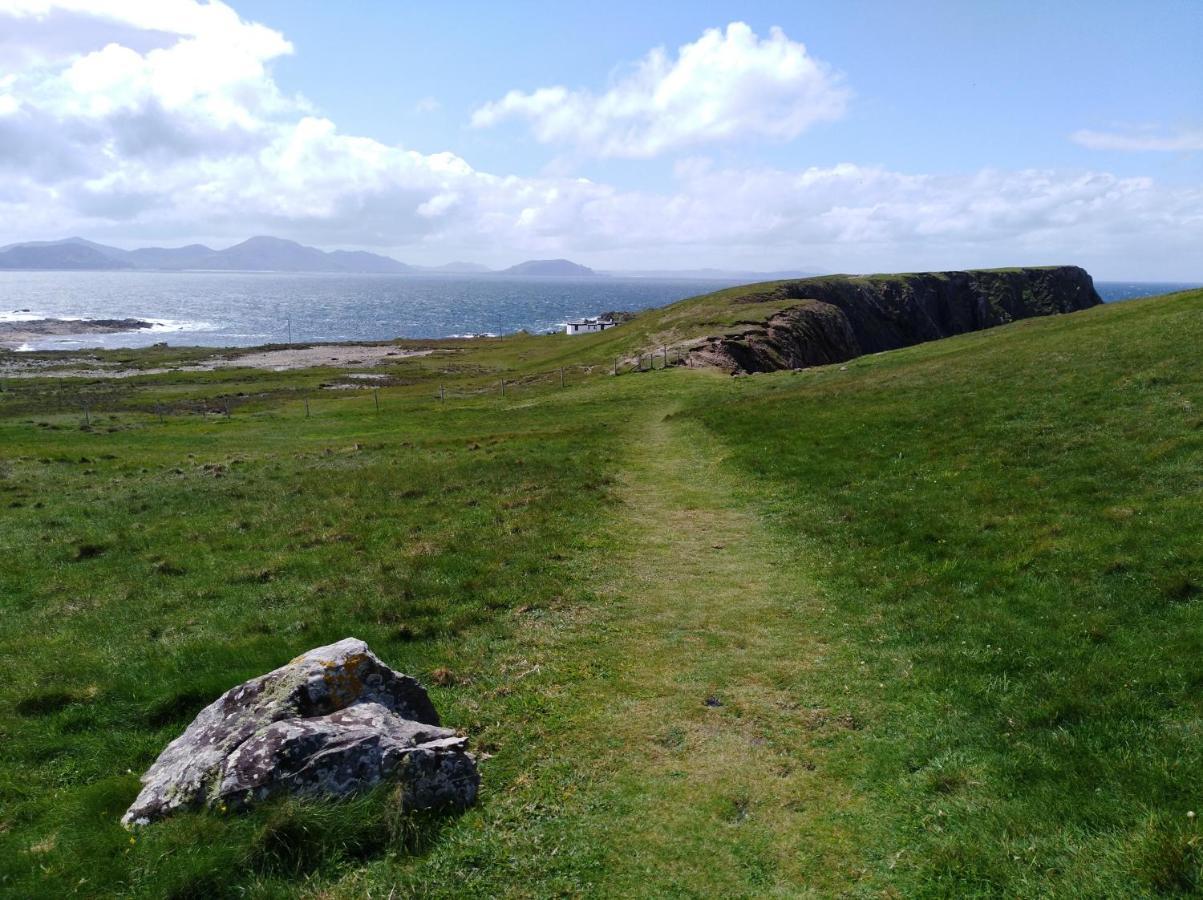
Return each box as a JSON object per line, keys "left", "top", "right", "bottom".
{"left": 500, "top": 259, "right": 597, "bottom": 276}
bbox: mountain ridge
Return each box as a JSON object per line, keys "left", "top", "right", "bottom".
{"left": 0, "top": 236, "right": 418, "bottom": 274}
{"left": 0, "top": 237, "right": 823, "bottom": 280}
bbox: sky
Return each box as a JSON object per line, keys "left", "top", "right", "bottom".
{"left": 0, "top": 0, "right": 1200, "bottom": 278}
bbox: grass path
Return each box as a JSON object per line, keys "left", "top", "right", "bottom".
{"left": 546, "top": 395, "right": 863, "bottom": 896}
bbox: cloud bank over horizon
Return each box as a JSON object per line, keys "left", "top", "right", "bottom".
{"left": 0, "top": 1, "right": 1199, "bottom": 277}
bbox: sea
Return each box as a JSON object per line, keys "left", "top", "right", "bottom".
{"left": 0, "top": 270, "right": 1198, "bottom": 351}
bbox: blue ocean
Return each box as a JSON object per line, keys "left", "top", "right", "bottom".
{"left": 0, "top": 270, "right": 1196, "bottom": 351}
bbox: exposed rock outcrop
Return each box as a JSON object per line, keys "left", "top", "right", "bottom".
{"left": 0, "top": 318, "right": 154, "bottom": 346}
{"left": 122, "top": 638, "right": 478, "bottom": 826}
{"left": 688, "top": 266, "right": 1102, "bottom": 373}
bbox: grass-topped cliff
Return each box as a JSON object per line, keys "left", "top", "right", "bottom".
{"left": 630, "top": 265, "right": 1102, "bottom": 371}
{"left": 2, "top": 281, "right": 1203, "bottom": 896}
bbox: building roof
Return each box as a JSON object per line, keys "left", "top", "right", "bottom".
{"left": 566, "top": 317, "right": 614, "bottom": 326}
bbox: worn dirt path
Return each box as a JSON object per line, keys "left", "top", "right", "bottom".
{"left": 550, "top": 400, "right": 859, "bottom": 896}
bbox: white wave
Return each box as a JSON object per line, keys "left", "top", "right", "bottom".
{"left": 0, "top": 309, "right": 217, "bottom": 333}
{"left": 145, "top": 318, "right": 216, "bottom": 333}
{"left": 0, "top": 308, "right": 56, "bottom": 322}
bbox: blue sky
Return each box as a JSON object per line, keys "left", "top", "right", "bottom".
{"left": 0, "top": 0, "right": 1200, "bottom": 277}
{"left": 240, "top": 0, "right": 1202, "bottom": 184}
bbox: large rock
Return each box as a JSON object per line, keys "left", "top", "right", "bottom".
{"left": 122, "top": 638, "right": 478, "bottom": 826}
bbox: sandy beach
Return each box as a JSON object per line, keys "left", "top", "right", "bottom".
{"left": 0, "top": 319, "right": 436, "bottom": 377}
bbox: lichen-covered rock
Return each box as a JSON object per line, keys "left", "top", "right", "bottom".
{"left": 122, "top": 638, "right": 478, "bottom": 826}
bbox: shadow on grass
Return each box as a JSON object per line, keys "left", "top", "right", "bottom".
{"left": 127, "top": 787, "right": 469, "bottom": 898}
{"left": 5, "top": 777, "right": 469, "bottom": 899}
{"left": 245, "top": 788, "right": 462, "bottom": 879}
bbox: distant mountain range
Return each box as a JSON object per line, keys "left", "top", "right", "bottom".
{"left": 0, "top": 236, "right": 821, "bottom": 280}
{"left": 0, "top": 236, "right": 418, "bottom": 274}
{"left": 0, "top": 237, "right": 593, "bottom": 276}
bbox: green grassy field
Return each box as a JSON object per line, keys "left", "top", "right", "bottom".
{"left": 2, "top": 287, "right": 1202, "bottom": 897}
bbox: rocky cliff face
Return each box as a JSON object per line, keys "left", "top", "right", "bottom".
{"left": 687, "top": 266, "right": 1102, "bottom": 373}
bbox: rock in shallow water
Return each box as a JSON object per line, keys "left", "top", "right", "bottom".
{"left": 122, "top": 638, "right": 478, "bottom": 826}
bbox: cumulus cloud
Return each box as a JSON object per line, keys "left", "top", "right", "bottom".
{"left": 1071, "top": 126, "right": 1203, "bottom": 152}
{"left": 0, "top": 1, "right": 1199, "bottom": 276}
{"left": 471, "top": 22, "right": 849, "bottom": 158}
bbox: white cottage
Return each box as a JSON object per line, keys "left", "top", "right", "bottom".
{"left": 565, "top": 316, "right": 616, "bottom": 335}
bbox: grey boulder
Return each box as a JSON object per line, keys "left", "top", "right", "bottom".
{"left": 123, "top": 638, "right": 478, "bottom": 826}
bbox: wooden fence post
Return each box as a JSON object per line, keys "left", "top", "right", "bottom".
{"left": 560, "top": 367, "right": 565, "bottom": 388}
{"left": 82, "top": 402, "right": 90, "bottom": 426}
{"left": 304, "top": 396, "right": 311, "bottom": 418}
{"left": 439, "top": 384, "right": 445, "bottom": 403}
{"left": 373, "top": 389, "right": 380, "bottom": 412}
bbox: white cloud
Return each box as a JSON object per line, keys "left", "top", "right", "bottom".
{"left": 471, "top": 22, "right": 849, "bottom": 158}
{"left": 1071, "top": 126, "right": 1203, "bottom": 152}
{"left": 413, "top": 96, "right": 440, "bottom": 114}
{"left": 0, "top": 2, "right": 1199, "bottom": 277}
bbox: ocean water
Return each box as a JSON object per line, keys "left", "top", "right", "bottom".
{"left": 0, "top": 271, "right": 746, "bottom": 350}
{"left": 0, "top": 270, "right": 1197, "bottom": 351}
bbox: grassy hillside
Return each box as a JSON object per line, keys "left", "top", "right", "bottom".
{"left": 1, "top": 287, "right": 1201, "bottom": 896}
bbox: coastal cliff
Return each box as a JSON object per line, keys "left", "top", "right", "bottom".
{"left": 686, "top": 266, "right": 1102, "bottom": 372}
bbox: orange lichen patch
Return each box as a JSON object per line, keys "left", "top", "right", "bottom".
{"left": 319, "top": 653, "right": 370, "bottom": 707}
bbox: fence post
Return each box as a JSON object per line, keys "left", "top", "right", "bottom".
{"left": 224, "top": 401, "right": 231, "bottom": 419}
{"left": 613, "top": 357, "right": 618, "bottom": 376}
{"left": 156, "top": 403, "right": 164, "bottom": 424}
{"left": 560, "top": 367, "right": 565, "bottom": 388}
{"left": 82, "top": 401, "right": 90, "bottom": 427}
{"left": 500, "top": 379, "right": 506, "bottom": 397}
{"left": 663, "top": 346, "right": 668, "bottom": 367}
{"left": 440, "top": 384, "right": 445, "bottom": 403}
{"left": 304, "top": 396, "right": 311, "bottom": 418}
{"left": 373, "top": 389, "right": 380, "bottom": 413}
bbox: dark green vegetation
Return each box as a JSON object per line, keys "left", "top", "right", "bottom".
{"left": 2, "top": 282, "right": 1202, "bottom": 897}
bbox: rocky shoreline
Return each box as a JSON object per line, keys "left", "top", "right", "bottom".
{"left": 0, "top": 317, "right": 154, "bottom": 346}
